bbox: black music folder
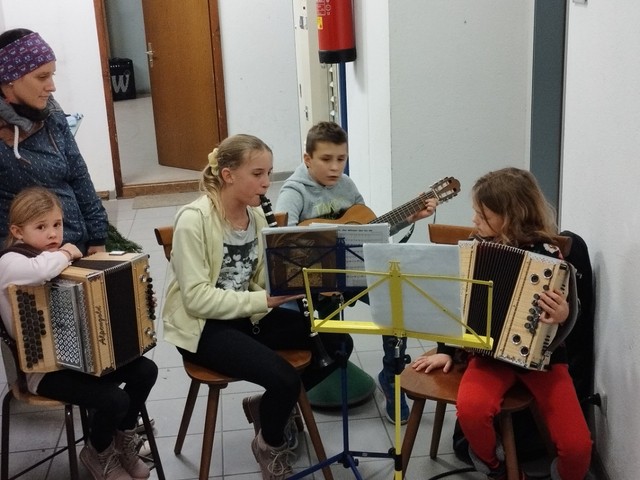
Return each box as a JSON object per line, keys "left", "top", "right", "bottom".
{"left": 262, "top": 224, "right": 389, "bottom": 295}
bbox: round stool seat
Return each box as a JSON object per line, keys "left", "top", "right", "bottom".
{"left": 182, "top": 349, "right": 312, "bottom": 385}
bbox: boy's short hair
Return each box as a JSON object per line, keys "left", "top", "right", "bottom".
{"left": 305, "top": 121, "right": 348, "bottom": 155}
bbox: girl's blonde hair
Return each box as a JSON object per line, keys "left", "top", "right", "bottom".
{"left": 200, "top": 134, "right": 272, "bottom": 222}
{"left": 5, "top": 186, "right": 62, "bottom": 247}
{"left": 471, "top": 167, "right": 559, "bottom": 246}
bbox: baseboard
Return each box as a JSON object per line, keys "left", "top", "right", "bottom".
{"left": 102, "top": 172, "right": 291, "bottom": 200}
{"left": 120, "top": 180, "right": 200, "bottom": 198}
{"left": 590, "top": 449, "right": 610, "bottom": 480}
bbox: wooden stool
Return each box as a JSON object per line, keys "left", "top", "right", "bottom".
{"left": 174, "top": 349, "right": 334, "bottom": 480}
{"left": 400, "top": 355, "right": 534, "bottom": 480}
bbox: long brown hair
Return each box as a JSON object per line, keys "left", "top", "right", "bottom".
{"left": 471, "top": 167, "right": 559, "bottom": 246}
{"left": 5, "top": 186, "right": 62, "bottom": 247}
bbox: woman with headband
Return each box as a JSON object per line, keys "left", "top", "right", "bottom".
{"left": 0, "top": 28, "right": 108, "bottom": 254}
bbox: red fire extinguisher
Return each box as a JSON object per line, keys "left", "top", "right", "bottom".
{"left": 316, "top": 0, "right": 357, "bottom": 64}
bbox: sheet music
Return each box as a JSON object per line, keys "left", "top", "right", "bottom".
{"left": 262, "top": 224, "right": 338, "bottom": 294}
{"left": 310, "top": 223, "right": 390, "bottom": 287}
{"left": 363, "top": 243, "right": 464, "bottom": 337}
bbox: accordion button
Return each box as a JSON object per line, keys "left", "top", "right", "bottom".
{"left": 511, "top": 334, "right": 521, "bottom": 344}
{"left": 530, "top": 274, "right": 539, "bottom": 284}
{"left": 544, "top": 268, "right": 553, "bottom": 278}
{"left": 520, "top": 346, "right": 530, "bottom": 357}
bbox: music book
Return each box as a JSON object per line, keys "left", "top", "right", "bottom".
{"left": 309, "top": 223, "right": 390, "bottom": 288}
{"left": 263, "top": 225, "right": 338, "bottom": 295}
{"left": 263, "top": 224, "right": 390, "bottom": 294}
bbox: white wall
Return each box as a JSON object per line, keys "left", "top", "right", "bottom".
{"left": 346, "top": 1, "right": 534, "bottom": 243}
{"left": 218, "top": 0, "right": 302, "bottom": 173}
{"left": 562, "top": 1, "right": 640, "bottom": 478}
{"left": 0, "top": 0, "right": 115, "bottom": 194}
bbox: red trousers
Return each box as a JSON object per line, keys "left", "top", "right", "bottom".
{"left": 456, "top": 356, "right": 592, "bottom": 480}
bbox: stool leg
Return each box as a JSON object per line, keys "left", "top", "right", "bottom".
{"left": 64, "top": 405, "right": 79, "bottom": 480}
{"left": 297, "top": 388, "right": 334, "bottom": 480}
{"left": 141, "top": 405, "right": 165, "bottom": 480}
{"left": 430, "top": 401, "right": 447, "bottom": 459}
{"left": 199, "top": 386, "right": 220, "bottom": 480}
{"left": 79, "top": 407, "right": 90, "bottom": 444}
{"left": 401, "top": 398, "right": 426, "bottom": 475}
{"left": 2, "top": 392, "right": 13, "bottom": 480}
{"left": 174, "top": 379, "right": 201, "bottom": 454}
{"left": 499, "top": 412, "right": 519, "bottom": 480}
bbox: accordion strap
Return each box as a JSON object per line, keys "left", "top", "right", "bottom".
{"left": 0, "top": 243, "right": 42, "bottom": 260}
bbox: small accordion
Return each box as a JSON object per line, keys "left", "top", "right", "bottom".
{"left": 459, "top": 240, "right": 576, "bottom": 370}
{"left": 9, "top": 252, "right": 157, "bottom": 376}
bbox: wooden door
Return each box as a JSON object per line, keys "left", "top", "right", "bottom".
{"left": 141, "top": 0, "right": 227, "bottom": 171}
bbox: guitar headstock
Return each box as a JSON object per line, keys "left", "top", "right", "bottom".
{"left": 429, "top": 177, "right": 461, "bottom": 204}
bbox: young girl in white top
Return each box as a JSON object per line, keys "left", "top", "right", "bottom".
{"left": 0, "top": 186, "right": 157, "bottom": 480}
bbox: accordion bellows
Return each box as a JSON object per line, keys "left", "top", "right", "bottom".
{"left": 10, "top": 252, "right": 157, "bottom": 376}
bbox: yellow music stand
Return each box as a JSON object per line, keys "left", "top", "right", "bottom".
{"left": 288, "top": 245, "right": 494, "bottom": 480}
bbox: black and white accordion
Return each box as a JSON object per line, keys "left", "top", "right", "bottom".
{"left": 459, "top": 240, "right": 577, "bottom": 370}
{"left": 9, "top": 252, "right": 157, "bottom": 376}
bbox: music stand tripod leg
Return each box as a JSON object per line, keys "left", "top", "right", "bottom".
{"left": 392, "top": 336, "right": 408, "bottom": 480}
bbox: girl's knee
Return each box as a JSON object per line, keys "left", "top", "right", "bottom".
{"left": 104, "top": 388, "right": 130, "bottom": 414}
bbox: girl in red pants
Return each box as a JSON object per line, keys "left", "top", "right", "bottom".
{"left": 413, "top": 167, "right": 592, "bottom": 480}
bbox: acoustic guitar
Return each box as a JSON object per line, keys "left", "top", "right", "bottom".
{"left": 298, "top": 176, "right": 461, "bottom": 229}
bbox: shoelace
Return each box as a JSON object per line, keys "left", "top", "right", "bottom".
{"left": 283, "top": 413, "right": 299, "bottom": 449}
{"left": 267, "top": 447, "right": 296, "bottom": 476}
{"left": 119, "top": 432, "right": 139, "bottom": 462}
{"left": 98, "top": 449, "right": 123, "bottom": 476}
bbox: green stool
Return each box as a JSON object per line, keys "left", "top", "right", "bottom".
{"left": 308, "top": 294, "right": 377, "bottom": 408}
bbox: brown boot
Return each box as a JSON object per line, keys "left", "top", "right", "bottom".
{"left": 242, "top": 394, "right": 263, "bottom": 436}
{"left": 251, "top": 430, "right": 294, "bottom": 479}
{"left": 244, "top": 394, "right": 300, "bottom": 449}
{"left": 80, "top": 441, "right": 132, "bottom": 480}
{"left": 115, "top": 429, "right": 151, "bottom": 479}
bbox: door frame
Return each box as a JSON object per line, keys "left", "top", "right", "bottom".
{"left": 92, "top": 0, "right": 227, "bottom": 198}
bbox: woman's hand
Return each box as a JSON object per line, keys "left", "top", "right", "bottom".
{"left": 87, "top": 245, "right": 107, "bottom": 256}
{"left": 537, "top": 289, "right": 569, "bottom": 325}
{"left": 408, "top": 197, "right": 438, "bottom": 223}
{"left": 412, "top": 352, "right": 453, "bottom": 373}
{"left": 267, "top": 293, "right": 306, "bottom": 309}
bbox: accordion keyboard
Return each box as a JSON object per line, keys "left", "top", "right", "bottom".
{"left": 13, "top": 289, "right": 47, "bottom": 369}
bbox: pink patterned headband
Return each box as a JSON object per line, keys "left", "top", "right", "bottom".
{"left": 0, "top": 32, "right": 56, "bottom": 84}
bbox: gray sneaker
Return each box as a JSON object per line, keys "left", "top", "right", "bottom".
{"left": 115, "top": 429, "right": 151, "bottom": 479}
{"left": 80, "top": 441, "right": 132, "bottom": 480}
{"left": 283, "top": 408, "right": 300, "bottom": 450}
{"left": 251, "top": 431, "right": 295, "bottom": 480}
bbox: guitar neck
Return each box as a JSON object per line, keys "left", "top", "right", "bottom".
{"left": 370, "top": 191, "right": 434, "bottom": 227}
